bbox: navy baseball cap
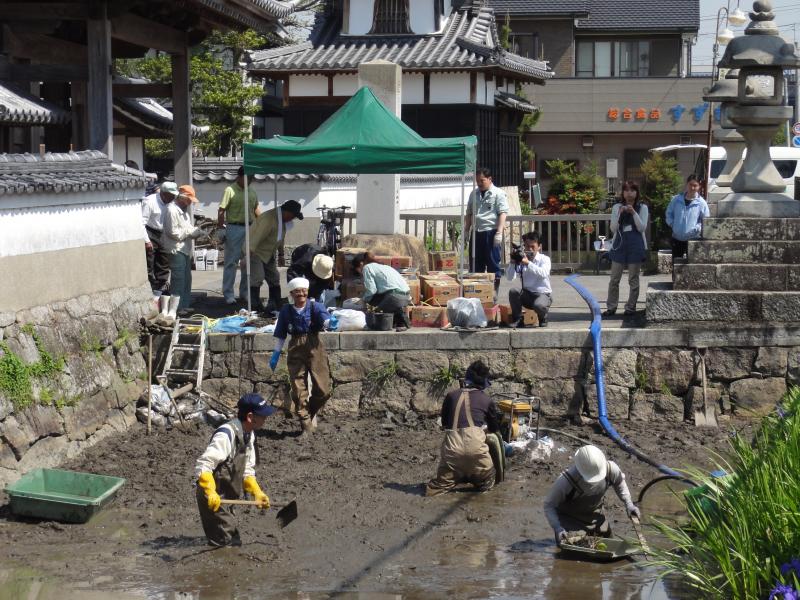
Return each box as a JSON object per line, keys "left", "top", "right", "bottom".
{"left": 238, "top": 393, "right": 277, "bottom": 417}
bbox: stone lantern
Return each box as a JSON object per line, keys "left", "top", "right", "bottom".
{"left": 717, "top": 0, "right": 800, "bottom": 217}
{"left": 703, "top": 70, "right": 745, "bottom": 191}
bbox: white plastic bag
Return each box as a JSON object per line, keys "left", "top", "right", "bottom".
{"left": 332, "top": 309, "right": 366, "bottom": 331}
{"left": 528, "top": 437, "right": 554, "bottom": 462}
{"left": 149, "top": 385, "right": 174, "bottom": 416}
{"left": 446, "top": 297, "right": 487, "bottom": 328}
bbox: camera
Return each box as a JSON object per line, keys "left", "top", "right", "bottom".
{"left": 510, "top": 242, "right": 534, "bottom": 263}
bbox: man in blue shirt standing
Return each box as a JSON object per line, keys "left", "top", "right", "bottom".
{"left": 665, "top": 175, "right": 710, "bottom": 261}
{"left": 466, "top": 168, "right": 509, "bottom": 295}
{"left": 269, "top": 277, "right": 332, "bottom": 434}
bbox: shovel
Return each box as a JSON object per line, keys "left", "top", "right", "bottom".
{"left": 630, "top": 515, "right": 651, "bottom": 559}
{"left": 693, "top": 349, "right": 718, "bottom": 427}
{"left": 219, "top": 499, "right": 298, "bottom": 528}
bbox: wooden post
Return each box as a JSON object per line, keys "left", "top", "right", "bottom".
{"left": 87, "top": 3, "right": 113, "bottom": 156}
{"left": 147, "top": 334, "right": 153, "bottom": 435}
{"left": 171, "top": 51, "right": 192, "bottom": 186}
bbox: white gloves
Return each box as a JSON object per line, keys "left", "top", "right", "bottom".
{"left": 493, "top": 232, "right": 502, "bottom": 247}
{"left": 627, "top": 504, "right": 642, "bottom": 519}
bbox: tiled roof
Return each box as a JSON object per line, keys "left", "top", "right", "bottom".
{"left": 0, "top": 151, "right": 145, "bottom": 195}
{"left": 114, "top": 96, "right": 209, "bottom": 139}
{"left": 189, "top": 0, "right": 300, "bottom": 28}
{"left": 575, "top": 0, "right": 699, "bottom": 31}
{"left": 247, "top": 4, "right": 552, "bottom": 81}
{"left": 495, "top": 90, "right": 538, "bottom": 113}
{"left": 488, "top": 0, "right": 588, "bottom": 18}
{"left": 0, "top": 82, "right": 71, "bottom": 126}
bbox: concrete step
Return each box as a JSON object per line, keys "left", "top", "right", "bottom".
{"left": 646, "top": 282, "right": 800, "bottom": 322}
{"left": 688, "top": 239, "right": 800, "bottom": 264}
{"left": 673, "top": 263, "right": 800, "bottom": 291}
{"left": 702, "top": 217, "right": 800, "bottom": 241}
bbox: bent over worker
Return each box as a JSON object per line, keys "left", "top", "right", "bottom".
{"left": 543, "top": 444, "right": 641, "bottom": 545}
{"left": 426, "top": 360, "right": 500, "bottom": 496}
{"left": 195, "top": 393, "right": 276, "bottom": 547}
{"left": 270, "top": 277, "right": 332, "bottom": 434}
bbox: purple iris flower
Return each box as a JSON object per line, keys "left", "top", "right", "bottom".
{"left": 769, "top": 583, "right": 799, "bottom": 600}
{"left": 781, "top": 558, "right": 800, "bottom": 577}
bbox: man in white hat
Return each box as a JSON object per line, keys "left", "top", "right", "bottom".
{"left": 543, "top": 444, "right": 641, "bottom": 544}
{"left": 286, "top": 243, "right": 334, "bottom": 301}
{"left": 269, "top": 277, "right": 332, "bottom": 434}
{"left": 141, "top": 181, "right": 179, "bottom": 294}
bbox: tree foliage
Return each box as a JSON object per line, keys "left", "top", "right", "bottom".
{"left": 116, "top": 29, "right": 275, "bottom": 158}
{"left": 543, "top": 159, "right": 605, "bottom": 214}
{"left": 640, "top": 152, "right": 682, "bottom": 248}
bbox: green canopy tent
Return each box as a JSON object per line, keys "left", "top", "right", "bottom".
{"left": 240, "top": 86, "right": 478, "bottom": 313}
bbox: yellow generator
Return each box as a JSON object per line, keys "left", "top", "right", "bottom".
{"left": 497, "top": 397, "right": 537, "bottom": 442}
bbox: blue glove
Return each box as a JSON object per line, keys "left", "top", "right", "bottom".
{"left": 269, "top": 349, "right": 280, "bottom": 371}
{"left": 328, "top": 315, "right": 339, "bottom": 331}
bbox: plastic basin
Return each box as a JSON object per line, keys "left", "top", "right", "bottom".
{"left": 5, "top": 468, "right": 126, "bottom": 523}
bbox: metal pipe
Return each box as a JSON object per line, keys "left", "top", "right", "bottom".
{"left": 459, "top": 171, "right": 466, "bottom": 291}
{"left": 244, "top": 171, "right": 251, "bottom": 314}
{"left": 705, "top": 6, "right": 730, "bottom": 188}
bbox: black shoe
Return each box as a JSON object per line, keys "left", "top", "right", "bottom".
{"left": 507, "top": 318, "right": 523, "bottom": 329}
{"left": 602, "top": 309, "right": 616, "bottom": 317}
{"left": 623, "top": 308, "right": 637, "bottom": 316}
{"left": 538, "top": 318, "right": 548, "bottom": 327}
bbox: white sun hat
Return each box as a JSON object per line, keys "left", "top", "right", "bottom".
{"left": 287, "top": 277, "right": 310, "bottom": 293}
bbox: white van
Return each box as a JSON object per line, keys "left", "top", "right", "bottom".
{"left": 707, "top": 146, "right": 800, "bottom": 198}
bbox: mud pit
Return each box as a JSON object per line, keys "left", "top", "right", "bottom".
{"left": 0, "top": 414, "right": 748, "bottom": 598}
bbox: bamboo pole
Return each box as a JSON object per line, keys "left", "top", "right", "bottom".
{"left": 147, "top": 334, "right": 153, "bottom": 435}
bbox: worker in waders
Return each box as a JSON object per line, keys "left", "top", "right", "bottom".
{"left": 270, "top": 277, "right": 332, "bottom": 434}
{"left": 195, "top": 393, "right": 276, "bottom": 546}
{"left": 426, "top": 360, "right": 503, "bottom": 496}
{"left": 543, "top": 444, "right": 641, "bottom": 545}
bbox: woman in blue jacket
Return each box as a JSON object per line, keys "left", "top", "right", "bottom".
{"left": 665, "top": 175, "right": 710, "bottom": 260}
{"left": 603, "top": 181, "right": 649, "bottom": 317}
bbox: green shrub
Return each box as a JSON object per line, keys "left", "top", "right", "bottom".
{"left": 0, "top": 329, "right": 66, "bottom": 411}
{"left": 641, "top": 153, "right": 682, "bottom": 249}
{"left": 544, "top": 159, "right": 605, "bottom": 214}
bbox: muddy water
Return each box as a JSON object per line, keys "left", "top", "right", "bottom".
{"left": 0, "top": 416, "right": 730, "bottom": 599}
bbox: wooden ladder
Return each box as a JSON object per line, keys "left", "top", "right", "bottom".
{"left": 161, "top": 317, "right": 207, "bottom": 390}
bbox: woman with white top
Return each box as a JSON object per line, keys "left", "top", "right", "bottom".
{"left": 603, "top": 181, "right": 649, "bottom": 317}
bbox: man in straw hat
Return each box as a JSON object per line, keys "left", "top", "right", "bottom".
{"left": 269, "top": 277, "right": 333, "bottom": 434}
{"left": 286, "top": 243, "right": 334, "bottom": 301}
{"left": 162, "top": 184, "right": 207, "bottom": 313}
{"left": 543, "top": 444, "right": 641, "bottom": 545}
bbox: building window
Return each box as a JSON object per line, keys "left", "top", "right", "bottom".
{"left": 576, "top": 38, "right": 676, "bottom": 77}
{"left": 624, "top": 149, "right": 650, "bottom": 181}
{"left": 370, "top": 0, "right": 412, "bottom": 34}
{"left": 509, "top": 33, "right": 539, "bottom": 59}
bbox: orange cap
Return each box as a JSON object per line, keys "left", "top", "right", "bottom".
{"left": 178, "top": 184, "right": 198, "bottom": 203}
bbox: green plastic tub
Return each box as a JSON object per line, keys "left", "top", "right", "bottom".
{"left": 5, "top": 468, "right": 125, "bottom": 523}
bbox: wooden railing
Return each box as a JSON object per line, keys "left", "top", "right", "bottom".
{"left": 339, "top": 212, "right": 618, "bottom": 268}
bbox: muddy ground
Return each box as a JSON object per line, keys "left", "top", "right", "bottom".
{"left": 0, "top": 412, "right": 749, "bottom": 598}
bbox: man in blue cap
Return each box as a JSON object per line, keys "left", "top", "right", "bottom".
{"left": 194, "top": 393, "right": 277, "bottom": 546}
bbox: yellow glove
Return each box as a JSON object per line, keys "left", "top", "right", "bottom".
{"left": 198, "top": 471, "right": 221, "bottom": 512}
{"left": 243, "top": 475, "right": 270, "bottom": 510}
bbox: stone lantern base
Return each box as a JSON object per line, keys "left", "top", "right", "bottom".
{"left": 717, "top": 192, "right": 800, "bottom": 218}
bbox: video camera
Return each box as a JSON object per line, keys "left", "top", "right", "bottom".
{"left": 510, "top": 242, "right": 535, "bottom": 263}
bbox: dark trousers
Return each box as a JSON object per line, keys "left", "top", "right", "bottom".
{"left": 196, "top": 485, "right": 240, "bottom": 547}
{"left": 146, "top": 227, "right": 170, "bottom": 292}
{"left": 509, "top": 288, "right": 551, "bottom": 321}
{"left": 369, "top": 291, "right": 411, "bottom": 327}
{"left": 469, "top": 230, "right": 502, "bottom": 281}
{"left": 671, "top": 238, "right": 689, "bottom": 261}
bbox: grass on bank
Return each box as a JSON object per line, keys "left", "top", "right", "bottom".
{"left": 655, "top": 386, "right": 800, "bottom": 600}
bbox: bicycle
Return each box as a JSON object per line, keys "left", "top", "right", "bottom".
{"left": 316, "top": 205, "right": 350, "bottom": 255}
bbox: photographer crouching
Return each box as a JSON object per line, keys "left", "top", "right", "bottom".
{"left": 505, "top": 231, "right": 552, "bottom": 328}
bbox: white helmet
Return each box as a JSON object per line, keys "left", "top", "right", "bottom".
{"left": 574, "top": 445, "right": 607, "bottom": 484}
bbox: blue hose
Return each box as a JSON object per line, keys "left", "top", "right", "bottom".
{"left": 565, "top": 274, "right": 682, "bottom": 478}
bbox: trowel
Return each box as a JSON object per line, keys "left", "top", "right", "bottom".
{"left": 219, "top": 499, "right": 298, "bottom": 528}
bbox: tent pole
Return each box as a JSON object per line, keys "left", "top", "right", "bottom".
{"left": 244, "top": 170, "right": 252, "bottom": 314}
{"left": 471, "top": 172, "right": 476, "bottom": 273}
{"left": 459, "top": 172, "right": 466, "bottom": 294}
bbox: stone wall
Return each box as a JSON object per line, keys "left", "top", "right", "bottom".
{"left": 202, "top": 327, "right": 800, "bottom": 422}
{"left": 0, "top": 285, "right": 153, "bottom": 488}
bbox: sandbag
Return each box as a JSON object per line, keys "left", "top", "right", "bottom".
{"left": 447, "top": 297, "right": 487, "bottom": 328}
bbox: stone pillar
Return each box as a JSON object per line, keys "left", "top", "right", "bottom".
{"left": 357, "top": 60, "right": 401, "bottom": 234}
{"left": 87, "top": 5, "right": 113, "bottom": 156}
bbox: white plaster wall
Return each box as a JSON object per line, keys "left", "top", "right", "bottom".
{"left": 0, "top": 197, "right": 145, "bottom": 258}
{"left": 290, "top": 75, "right": 328, "bottom": 96}
{"left": 333, "top": 74, "right": 359, "bottom": 96}
{"left": 112, "top": 136, "right": 126, "bottom": 165}
{"left": 430, "top": 73, "right": 470, "bottom": 104}
{"left": 476, "top": 73, "right": 486, "bottom": 105}
{"left": 127, "top": 137, "right": 144, "bottom": 167}
{"left": 402, "top": 73, "right": 425, "bottom": 104}
{"left": 485, "top": 76, "right": 497, "bottom": 107}
{"left": 409, "top": 0, "right": 435, "bottom": 33}
{"left": 348, "top": 0, "right": 375, "bottom": 34}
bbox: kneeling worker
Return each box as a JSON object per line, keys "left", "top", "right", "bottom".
{"left": 195, "top": 393, "right": 276, "bottom": 547}
{"left": 426, "top": 360, "right": 502, "bottom": 496}
{"left": 352, "top": 251, "right": 411, "bottom": 330}
{"left": 286, "top": 243, "right": 334, "bottom": 301}
{"left": 544, "top": 444, "right": 641, "bottom": 545}
{"left": 270, "top": 277, "right": 332, "bottom": 434}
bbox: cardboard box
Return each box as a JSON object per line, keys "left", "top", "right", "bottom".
{"left": 410, "top": 306, "right": 449, "bottom": 328}
{"left": 462, "top": 272, "right": 495, "bottom": 282}
{"left": 193, "top": 249, "right": 207, "bottom": 271}
{"left": 498, "top": 303, "right": 539, "bottom": 326}
{"left": 205, "top": 249, "right": 219, "bottom": 271}
{"left": 339, "top": 277, "right": 365, "bottom": 300}
{"left": 462, "top": 281, "right": 493, "bottom": 303}
{"left": 483, "top": 304, "right": 501, "bottom": 325}
{"left": 421, "top": 279, "right": 460, "bottom": 306}
{"left": 373, "top": 255, "right": 413, "bottom": 270}
{"left": 335, "top": 247, "right": 368, "bottom": 279}
{"left": 424, "top": 271, "right": 457, "bottom": 281}
{"left": 429, "top": 251, "right": 457, "bottom": 271}
{"left": 406, "top": 279, "right": 420, "bottom": 305}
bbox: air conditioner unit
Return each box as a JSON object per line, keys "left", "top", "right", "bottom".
{"left": 680, "top": 135, "right": 692, "bottom": 145}
{"left": 582, "top": 136, "right": 594, "bottom": 148}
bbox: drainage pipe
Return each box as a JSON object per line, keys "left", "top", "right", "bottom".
{"left": 565, "top": 274, "right": 683, "bottom": 478}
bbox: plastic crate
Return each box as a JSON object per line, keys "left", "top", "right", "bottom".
{"left": 5, "top": 468, "right": 125, "bottom": 523}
